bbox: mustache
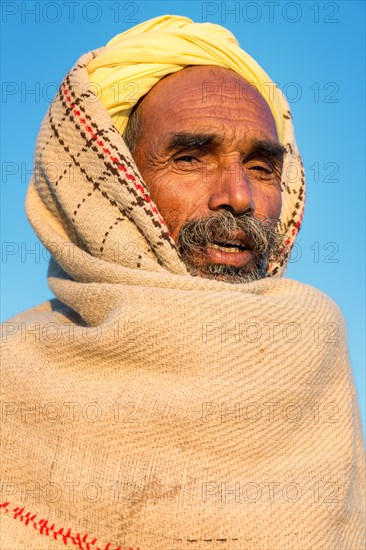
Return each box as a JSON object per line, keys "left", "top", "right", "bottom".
{"left": 177, "top": 210, "right": 283, "bottom": 257}
{"left": 176, "top": 210, "right": 286, "bottom": 284}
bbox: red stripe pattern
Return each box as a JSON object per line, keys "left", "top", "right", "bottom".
{"left": 62, "top": 81, "right": 168, "bottom": 231}
{"left": 0, "top": 501, "right": 140, "bottom": 550}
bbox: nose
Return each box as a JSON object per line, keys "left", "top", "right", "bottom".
{"left": 208, "top": 160, "right": 255, "bottom": 215}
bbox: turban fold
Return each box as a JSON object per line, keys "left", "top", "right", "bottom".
{"left": 87, "top": 15, "right": 285, "bottom": 141}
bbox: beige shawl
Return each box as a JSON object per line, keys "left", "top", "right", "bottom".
{"left": 0, "top": 51, "right": 364, "bottom": 550}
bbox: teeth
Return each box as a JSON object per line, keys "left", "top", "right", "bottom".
{"left": 215, "top": 240, "right": 242, "bottom": 246}
{"left": 209, "top": 244, "right": 244, "bottom": 253}
{"left": 227, "top": 240, "right": 242, "bottom": 246}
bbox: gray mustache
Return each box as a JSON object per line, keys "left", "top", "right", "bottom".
{"left": 177, "top": 211, "right": 282, "bottom": 256}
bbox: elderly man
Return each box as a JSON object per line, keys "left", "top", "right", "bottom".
{"left": 1, "top": 15, "right": 364, "bottom": 550}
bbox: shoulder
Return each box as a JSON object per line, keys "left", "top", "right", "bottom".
{"left": 1, "top": 299, "right": 82, "bottom": 345}
{"left": 257, "top": 277, "right": 346, "bottom": 324}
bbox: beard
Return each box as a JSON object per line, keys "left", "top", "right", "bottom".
{"left": 177, "top": 210, "right": 284, "bottom": 284}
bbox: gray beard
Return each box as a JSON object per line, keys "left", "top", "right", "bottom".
{"left": 177, "top": 211, "right": 284, "bottom": 284}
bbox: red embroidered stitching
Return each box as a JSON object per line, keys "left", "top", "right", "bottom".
{"left": 0, "top": 502, "right": 140, "bottom": 550}
{"left": 61, "top": 81, "right": 167, "bottom": 230}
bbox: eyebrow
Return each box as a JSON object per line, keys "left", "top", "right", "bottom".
{"left": 166, "top": 132, "right": 286, "bottom": 164}
{"left": 249, "top": 139, "right": 287, "bottom": 165}
{"left": 166, "top": 132, "right": 217, "bottom": 152}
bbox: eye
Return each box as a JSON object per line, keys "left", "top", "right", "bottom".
{"left": 175, "top": 155, "right": 198, "bottom": 163}
{"left": 246, "top": 161, "right": 276, "bottom": 181}
{"left": 251, "top": 165, "right": 272, "bottom": 173}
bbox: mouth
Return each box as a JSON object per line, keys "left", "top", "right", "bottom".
{"left": 208, "top": 240, "right": 248, "bottom": 253}
{"left": 177, "top": 212, "right": 278, "bottom": 282}
{"left": 204, "top": 238, "right": 254, "bottom": 267}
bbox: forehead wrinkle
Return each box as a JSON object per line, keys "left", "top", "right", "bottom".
{"left": 158, "top": 107, "right": 278, "bottom": 139}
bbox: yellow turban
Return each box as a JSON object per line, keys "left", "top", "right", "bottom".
{"left": 87, "top": 15, "right": 285, "bottom": 141}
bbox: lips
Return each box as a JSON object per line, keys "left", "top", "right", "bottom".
{"left": 205, "top": 243, "right": 254, "bottom": 267}
{"left": 209, "top": 231, "right": 254, "bottom": 253}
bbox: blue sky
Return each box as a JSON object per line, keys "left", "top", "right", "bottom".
{"left": 1, "top": 1, "right": 365, "bottom": 435}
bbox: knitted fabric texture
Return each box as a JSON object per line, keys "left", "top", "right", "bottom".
{"left": 0, "top": 49, "right": 365, "bottom": 550}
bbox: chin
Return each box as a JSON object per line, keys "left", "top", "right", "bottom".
{"left": 189, "top": 260, "right": 267, "bottom": 284}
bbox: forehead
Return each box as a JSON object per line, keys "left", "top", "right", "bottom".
{"left": 138, "top": 66, "right": 278, "bottom": 143}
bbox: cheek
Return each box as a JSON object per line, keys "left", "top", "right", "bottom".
{"left": 143, "top": 174, "right": 190, "bottom": 237}
{"left": 253, "top": 186, "right": 282, "bottom": 219}
{"left": 133, "top": 146, "right": 190, "bottom": 236}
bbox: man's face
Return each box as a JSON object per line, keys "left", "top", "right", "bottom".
{"left": 131, "top": 66, "right": 285, "bottom": 283}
